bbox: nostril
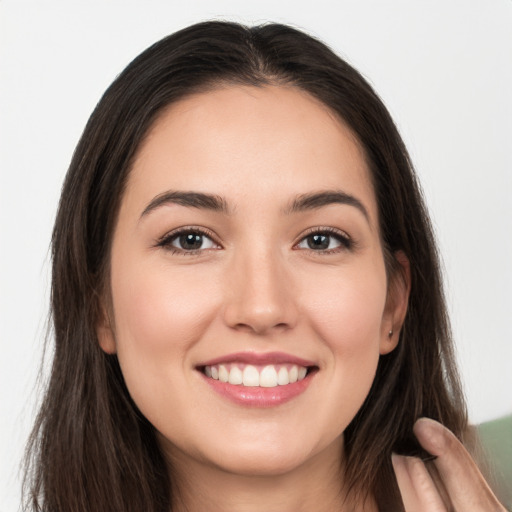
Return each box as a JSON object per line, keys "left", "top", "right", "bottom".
{"left": 231, "top": 321, "right": 291, "bottom": 335}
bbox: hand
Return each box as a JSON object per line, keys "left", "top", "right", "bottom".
{"left": 392, "top": 417, "right": 507, "bottom": 511}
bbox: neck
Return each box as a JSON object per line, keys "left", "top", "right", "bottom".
{"left": 163, "top": 437, "right": 377, "bottom": 512}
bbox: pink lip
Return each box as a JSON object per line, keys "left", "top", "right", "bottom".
{"left": 198, "top": 351, "right": 316, "bottom": 368}
{"left": 196, "top": 351, "right": 318, "bottom": 408}
{"left": 200, "top": 372, "right": 315, "bottom": 407}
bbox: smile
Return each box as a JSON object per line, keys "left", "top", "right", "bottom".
{"left": 197, "top": 352, "right": 318, "bottom": 407}
{"left": 203, "top": 363, "right": 308, "bottom": 387}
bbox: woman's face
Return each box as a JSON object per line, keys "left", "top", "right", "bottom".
{"left": 98, "top": 85, "right": 407, "bottom": 477}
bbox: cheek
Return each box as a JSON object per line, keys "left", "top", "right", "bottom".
{"left": 300, "top": 265, "right": 387, "bottom": 353}
{"left": 298, "top": 262, "right": 387, "bottom": 424}
{"left": 112, "top": 261, "right": 220, "bottom": 351}
{"left": 109, "top": 261, "right": 221, "bottom": 411}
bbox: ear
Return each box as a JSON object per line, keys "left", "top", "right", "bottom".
{"left": 380, "top": 250, "right": 411, "bottom": 355}
{"left": 96, "top": 302, "right": 117, "bottom": 354}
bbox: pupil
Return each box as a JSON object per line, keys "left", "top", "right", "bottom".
{"left": 180, "top": 233, "right": 202, "bottom": 250}
{"left": 308, "top": 234, "right": 329, "bottom": 250}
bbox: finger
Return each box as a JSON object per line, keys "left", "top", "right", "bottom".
{"left": 392, "top": 453, "right": 449, "bottom": 512}
{"left": 413, "top": 418, "right": 506, "bottom": 511}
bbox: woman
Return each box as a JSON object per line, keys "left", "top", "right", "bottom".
{"left": 24, "top": 21, "right": 506, "bottom": 511}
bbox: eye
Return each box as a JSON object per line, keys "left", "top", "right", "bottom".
{"left": 157, "top": 228, "right": 219, "bottom": 254}
{"left": 296, "top": 229, "right": 352, "bottom": 252}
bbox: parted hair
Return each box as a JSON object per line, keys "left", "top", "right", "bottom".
{"left": 24, "top": 21, "right": 467, "bottom": 511}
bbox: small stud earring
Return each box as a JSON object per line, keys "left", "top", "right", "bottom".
{"left": 388, "top": 329, "right": 393, "bottom": 337}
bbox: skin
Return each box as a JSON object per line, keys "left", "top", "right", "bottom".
{"left": 97, "top": 85, "right": 505, "bottom": 511}
{"left": 394, "top": 418, "right": 507, "bottom": 511}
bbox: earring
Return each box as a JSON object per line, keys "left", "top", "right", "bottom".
{"left": 388, "top": 329, "right": 393, "bottom": 337}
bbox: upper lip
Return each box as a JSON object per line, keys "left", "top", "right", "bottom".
{"left": 198, "top": 351, "right": 317, "bottom": 368}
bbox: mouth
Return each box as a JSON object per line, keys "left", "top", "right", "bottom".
{"left": 200, "top": 363, "right": 313, "bottom": 387}
{"left": 196, "top": 352, "right": 318, "bottom": 407}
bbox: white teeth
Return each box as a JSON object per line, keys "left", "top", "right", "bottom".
{"left": 203, "top": 363, "right": 310, "bottom": 387}
{"left": 243, "top": 365, "right": 260, "bottom": 386}
{"left": 228, "top": 366, "right": 243, "bottom": 385}
{"left": 260, "top": 365, "right": 278, "bottom": 387}
{"left": 218, "top": 365, "right": 229, "bottom": 383}
{"left": 277, "top": 366, "right": 290, "bottom": 385}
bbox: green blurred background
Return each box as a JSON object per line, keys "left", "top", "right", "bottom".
{"left": 478, "top": 414, "right": 512, "bottom": 509}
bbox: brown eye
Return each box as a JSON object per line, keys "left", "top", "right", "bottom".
{"left": 296, "top": 230, "right": 352, "bottom": 252}
{"left": 306, "top": 234, "right": 331, "bottom": 250}
{"left": 158, "top": 229, "right": 219, "bottom": 253}
{"left": 176, "top": 233, "right": 206, "bottom": 251}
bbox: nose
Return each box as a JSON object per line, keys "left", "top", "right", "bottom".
{"left": 222, "top": 247, "right": 298, "bottom": 335}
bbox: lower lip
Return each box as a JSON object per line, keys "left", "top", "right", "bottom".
{"left": 200, "top": 372, "right": 314, "bottom": 407}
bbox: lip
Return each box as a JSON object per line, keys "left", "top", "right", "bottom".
{"left": 201, "top": 375, "right": 314, "bottom": 407}
{"left": 198, "top": 351, "right": 316, "bottom": 367}
{"left": 196, "top": 351, "right": 318, "bottom": 407}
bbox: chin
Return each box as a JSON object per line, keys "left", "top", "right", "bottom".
{"left": 201, "top": 427, "right": 342, "bottom": 478}
{"left": 208, "top": 447, "right": 313, "bottom": 477}
{"left": 162, "top": 427, "right": 326, "bottom": 478}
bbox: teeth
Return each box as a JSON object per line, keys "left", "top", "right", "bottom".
{"left": 219, "top": 365, "right": 229, "bottom": 383}
{"left": 228, "top": 366, "right": 243, "bottom": 385}
{"left": 203, "top": 363, "right": 310, "bottom": 387}
{"left": 260, "top": 365, "right": 278, "bottom": 387}
{"left": 277, "top": 366, "right": 289, "bottom": 385}
{"left": 243, "top": 365, "right": 260, "bottom": 386}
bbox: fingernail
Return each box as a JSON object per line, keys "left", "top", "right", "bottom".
{"left": 413, "top": 417, "right": 447, "bottom": 454}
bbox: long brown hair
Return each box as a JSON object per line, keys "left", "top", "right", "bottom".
{"left": 24, "top": 21, "right": 467, "bottom": 511}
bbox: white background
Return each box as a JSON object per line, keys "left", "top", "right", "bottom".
{"left": 1, "top": 1, "right": 511, "bottom": 509}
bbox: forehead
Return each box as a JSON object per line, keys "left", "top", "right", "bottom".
{"left": 126, "top": 85, "right": 378, "bottom": 223}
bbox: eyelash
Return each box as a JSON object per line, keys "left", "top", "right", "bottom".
{"left": 155, "top": 226, "right": 354, "bottom": 256}
{"left": 155, "top": 226, "right": 220, "bottom": 255}
{"left": 294, "top": 227, "right": 354, "bottom": 254}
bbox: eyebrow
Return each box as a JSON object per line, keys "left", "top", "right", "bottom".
{"left": 140, "top": 189, "right": 369, "bottom": 223}
{"left": 140, "top": 191, "right": 229, "bottom": 218}
{"left": 285, "top": 190, "right": 370, "bottom": 222}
